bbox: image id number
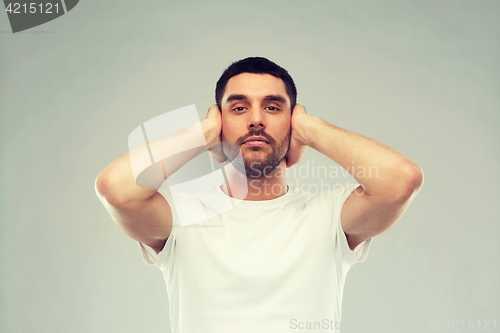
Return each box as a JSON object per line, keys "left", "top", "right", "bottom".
{"left": 6, "top": 3, "right": 60, "bottom": 14}
{"left": 444, "top": 319, "right": 497, "bottom": 330}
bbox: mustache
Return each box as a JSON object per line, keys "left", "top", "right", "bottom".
{"left": 236, "top": 128, "right": 277, "bottom": 146}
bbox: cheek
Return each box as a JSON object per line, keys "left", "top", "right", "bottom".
{"left": 279, "top": 117, "right": 292, "bottom": 136}
{"left": 271, "top": 123, "right": 291, "bottom": 145}
{"left": 221, "top": 115, "right": 247, "bottom": 138}
{"left": 220, "top": 115, "right": 229, "bottom": 138}
{"left": 221, "top": 119, "right": 238, "bottom": 142}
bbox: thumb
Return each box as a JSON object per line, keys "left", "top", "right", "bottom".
{"left": 205, "top": 104, "right": 220, "bottom": 119}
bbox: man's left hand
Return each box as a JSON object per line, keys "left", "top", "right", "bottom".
{"left": 286, "top": 104, "right": 311, "bottom": 168}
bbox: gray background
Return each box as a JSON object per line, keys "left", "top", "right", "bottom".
{"left": 1, "top": 1, "right": 498, "bottom": 332}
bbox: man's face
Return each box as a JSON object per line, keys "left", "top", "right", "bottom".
{"left": 220, "top": 73, "right": 291, "bottom": 179}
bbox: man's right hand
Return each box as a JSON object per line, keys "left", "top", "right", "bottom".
{"left": 202, "top": 104, "right": 226, "bottom": 163}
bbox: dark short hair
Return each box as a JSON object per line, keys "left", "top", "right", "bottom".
{"left": 215, "top": 57, "right": 297, "bottom": 112}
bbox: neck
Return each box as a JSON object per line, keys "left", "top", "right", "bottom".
{"left": 221, "top": 160, "right": 288, "bottom": 201}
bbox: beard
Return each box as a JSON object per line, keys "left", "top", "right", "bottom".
{"left": 222, "top": 128, "right": 289, "bottom": 179}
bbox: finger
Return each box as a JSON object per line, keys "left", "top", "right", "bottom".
{"left": 205, "top": 106, "right": 211, "bottom": 119}
{"left": 286, "top": 143, "right": 307, "bottom": 168}
{"left": 205, "top": 104, "right": 219, "bottom": 119}
{"left": 292, "top": 104, "right": 307, "bottom": 115}
{"left": 285, "top": 141, "right": 299, "bottom": 167}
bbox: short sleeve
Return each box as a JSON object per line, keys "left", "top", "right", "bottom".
{"left": 138, "top": 188, "right": 178, "bottom": 269}
{"left": 332, "top": 183, "right": 372, "bottom": 267}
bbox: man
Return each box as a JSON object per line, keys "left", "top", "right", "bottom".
{"left": 95, "top": 57, "right": 423, "bottom": 332}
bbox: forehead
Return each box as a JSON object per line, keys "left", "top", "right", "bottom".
{"left": 223, "top": 73, "right": 289, "bottom": 104}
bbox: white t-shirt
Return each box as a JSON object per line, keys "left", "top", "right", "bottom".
{"left": 139, "top": 183, "right": 372, "bottom": 333}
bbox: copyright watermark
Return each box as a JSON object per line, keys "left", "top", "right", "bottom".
{"left": 247, "top": 161, "right": 377, "bottom": 197}
{"left": 289, "top": 318, "right": 498, "bottom": 330}
{"left": 290, "top": 318, "right": 423, "bottom": 330}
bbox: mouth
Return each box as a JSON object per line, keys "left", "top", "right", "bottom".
{"left": 243, "top": 136, "right": 269, "bottom": 147}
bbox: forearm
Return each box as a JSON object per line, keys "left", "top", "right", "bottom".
{"left": 302, "top": 116, "right": 423, "bottom": 199}
{"left": 96, "top": 119, "right": 216, "bottom": 205}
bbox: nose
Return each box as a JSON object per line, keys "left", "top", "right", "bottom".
{"left": 247, "top": 108, "right": 266, "bottom": 130}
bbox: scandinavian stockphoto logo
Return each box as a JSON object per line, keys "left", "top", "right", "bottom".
{"left": 128, "top": 105, "right": 248, "bottom": 228}
{"left": 3, "top": 0, "right": 79, "bottom": 33}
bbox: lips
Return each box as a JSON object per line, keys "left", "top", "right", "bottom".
{"left": 242, "top": 136, "right": 269, "bottom": 147}
{"left": 243, "top": 136, "right": 268, "bottom": 147}
{"left": 244, "top": 136, "right": 269, "bottom": 144}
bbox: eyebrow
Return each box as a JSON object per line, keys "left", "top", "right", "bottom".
{"left": 225, "top": 94, "right": 288, "bottom": 106}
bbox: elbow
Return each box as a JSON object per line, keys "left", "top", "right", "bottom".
{"left": 410, "top": 164, "right": 424, "bottom": 191}
{"left": 95, "top": 172, "right": 109, "bottom": 203}
{"left": 393, "top": 163, "right": 424, "bottom": 203}
{"left": 366, "top": 161, "right": 424, "bottom": 204}
{"left": 95, "top": 172, "right": 121, "bottom": 207}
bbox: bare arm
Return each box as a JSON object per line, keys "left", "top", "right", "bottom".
{"left": 95, "top": 105, "right": 222, "bottom": 254}
{"left": 288, "top": 105, "right": 424, "bottom": 250}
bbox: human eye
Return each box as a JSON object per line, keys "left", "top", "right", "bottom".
{"left": 265, "top": 106, "right": 280, "bottom": 111}
{"left": 232, "top": 106, "right": 246, "bottom": 112}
